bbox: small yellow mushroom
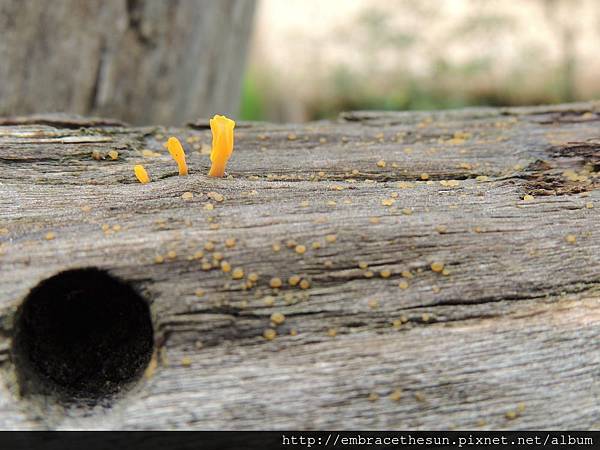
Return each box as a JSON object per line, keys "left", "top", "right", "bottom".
{"left": 167, "top": 137, "right": 188, "bottom": 176}
{"left": 134, "top": 165, "right": 150, "bottom": 184}
{"left": 208, "top": 115, "right": 236, "bottom": 177}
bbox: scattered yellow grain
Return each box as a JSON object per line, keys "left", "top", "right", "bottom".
{"left": 181, "top": 356, "right": 192, "bottom": 367}
{"left": 398, "top": 280, "right": 409, "bottom": 289}
{"left": 270, "top": 277, "right": 283, "bottom": 288}
{"left": 154, "top": 255, "right": 164, "bottom": 264}
{"left": 195, "top": 289, "right": 205, "bottom": 297}
{"left": 368, "top": 392, "right": 380, "bottom": 402}
{"left": 107, "top": 150, "right": 119, "bottom": 160}
{"left": 364, "top": 270, "right": 374, "bottom": 278}
{"left": 325, "top": 234, "right": 337, "bottom": 243}
{"left": 270, "top": 312, "right": 285, "bottom": 326}
{"left": 182, "top": 191, "right": 193, "bottom": 200}
{"left": 420, "top": 173, "right": 429, "bottom": 180}
{"left": 299, "top": 279, "right": 311, "bottom": 289}
{"left": 505, "top": 410, "right": 518, "bottom": 420}
{"left": 381, "top": 198, "right": 394, "bottom": 207}
{"left": 248, "top": 272, "right": 259, "bottom": 282}
{"left": 369, "top": 217, "right": 380, "bottom": 224}
{"left": 263, "top": 328, "right": 277, "bottom": 340}
{"left": 380, "top": 269, "right": 391, "bottom": 278}
{"left": 204, "top": 241, "right": 215, "bottom": 251}
{"left": 272, "top": 243, "right": 281, "bottom": 252}
{"left": 311, "top": 241, "right": 321, "bottom": 250}
{"left": 204, "top": 203, "right": 214, "bottom": 210}
{"left": 389, "top": 389, "right": 403, "bottom": 402}
{"left": 368, "top": 299, "right": 379, "bottom": 309}
{"left": 585, "top": 202, "right": 593, "bottom": 209}
{"left": 225, "top": 238, "right": 236, "bottom": 248}
{"left": 288, "top": 275, "right": 300, "bottom": 286}
{"left": 376, "top": 159, "right": 386, "bottom": 168}
{"left": 523, "top": 194, "right": 534, "bottom": 202}
{"left": 565, "top": 234, "right": 576, "bottom": 244}
{"left": 295, "top": 244, "right": 306, "bottom": 254}
{"left": 220, "top": 261, "right": 231, "bottom": 272}
{"left": 402, "top": 208, "right": 413, "bottom": 215}
{"left": 44, "top": 232, "right": 55, "bottom": 241}
{"left": 430, "top": 261, "right": 444, "bottom": 273}
{"left": 232, "top": 268, "right": 244, "bottom": 279}
{"left": 415, "top": 392, "right": 426, "bottom": 402}
{"left": 327, "top": 328, "right": 338, "bottom": 337}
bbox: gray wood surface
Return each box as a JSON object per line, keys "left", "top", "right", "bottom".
{"left": 0, "top": 103, "right": 598, "bottom": 430}
{"left": 0, "top": 0, "right": 255, "bottom": 125}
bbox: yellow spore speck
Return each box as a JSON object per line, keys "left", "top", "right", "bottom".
{"left": 585, "top": 202, "right": 593, "bottom": 209}
{"left": 220, "top": 261, "right": 231, "bottom": 272}
{"left": 364, "top": 270, "right": 374, "bottom": 278}
{"left": 165, "top": 137, "right": 188, "bottom": 176}
{"left": 299, "top": 279, "right": 311, "bottom": 289}
{"left": 420, "top": 173, "right": 429, "bottom": 180}
{"left": 154, "top": 255, "right": 164, "bottom": 264}
{"left": 325, "top": 234, "right": 337, "bottom": 243}
{"left": 523, "top": 194, "right": 534, "bottom": 202}
{"left": 369, "top": 217, "right": 380, "bottom": 224}
{"left": 368, "top": 392, "right": 379, "bottom": 402}
{"left": 380, "top": 269, "right": 391, "bottom": 278}
{"left": 381, "top": 198, "right": 394, "bottom": 207}
{"left": 270, "top": 277, "right": 283, "bottom": 288}
{"left": 208, "top": 115, "right": 235, "bottom": 177}
{"left": 181, "top": 356, "right": 192, "bottom": 367}
{"left": 270, "top": 312, "right": 285, "bottom": 326}
{"left": 505, "top": 410, "right": 518, "bottom": 420}
{"left": 204, "top": 241, "right": 215, "bottom": 251}
{"left": 376, "top": 159, "right": 386, "bottom": 168}
{"left": 204, "top": 203, "right": 214, "bottom": 210}
{"left": 107, "top": 150, "right": 119, "bottom": 160}
{"left": 212, "top": 252, "right": 224, "bottom": 261}
{"left": 248, "top": 272, "right": 259, "bottom": 282}
{"left": 295, "top": 245, "right": 306, "bottom": 254}
{"left": 263, "top": 296, "right": 275, "bottom": 306}
{"left": 476, "top": 175, "right": 489, "bottom": 182}
{"left": 201, "top": 262, "right": 212, "bottom": 270}
{"left": 263, "top": 328, "right": 277, "bottom": 340}
{"left": 436, "top": 225, "right": 448, "bottom": 234}
{"left": 368, "top": 299, "right": 379, "bottom": 309}
{"left": 272, "top": 243, "right": 281, "bottom": 252}
{"left": 565, "top": 234, "right": 576, "bottom": 244}
{"left": 442, "top": 268, "right": 450, "bottom": 276}
{"left": 311, "top": 241, "right": 321, "bottom": 250}
{"left": 134, "top": 164, "right": 150, "bottom": 184}
{"left": 225, "top": 238, "right": 236, "bottom": 248}
{"left": 431, "top": 261, "right": 444, "bottom": 273}
{"left": 327, "top": 328, "right": 337, "bottom": 337}
{"left": 44, "top": 232, "right": 55, "bottom": 240}
{"left": 326, "top": 200, "right": 337, "bottom": 207}
{"left": 182, "top": 192, "right": 193, "bottom": 200}
{"left": 195, "top": 289, "right": 205, "bottom": 297}
{"left": 287, "top": 133, "right": 297, "bottom": 141}
{"left": 389, "top": 389, "right": 403, "bottom": 402}
{"left": 232, "top": 268, "right": 244, "bottom": 279}
{"left": 415, "top": 392, "right": 426, "bottom": 402}
{"left": 402, "top": 208, "right": 413, "bottom": 215}
{"left": 421, "top": 313, "right": 431, "bottom": 322}
{"left": 208, "top": 192, "right": 225, "bottom": 202}
{"left": 288, "top": 275, "right": 300, "bottom": 286}
{"left": 290, "top": 328, "right": 298, "bottom": 336}
{"left": 112, "top": 224, "right": 121, "bottom": 232}
{"left": 398, "top": 280, "right": 409, "bottom": 289}
{"left": 166, "top": 250, "right": 177, "bottom": 260}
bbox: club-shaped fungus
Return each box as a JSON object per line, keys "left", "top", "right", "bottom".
{"left": 208, "top": 115, "right": 236, "bottom": 177}
{"left": 167, "top": 137, "right": 188, "bottom": 176}
{"left": 134, "top": 165, "right": 150, "bottom": 184}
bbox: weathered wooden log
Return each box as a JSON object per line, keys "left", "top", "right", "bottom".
{"left": 0, "top": 0, "right": 255, "bottom": 125}
{"left": 0, "top": 103, "right": 598, "bottom": 430}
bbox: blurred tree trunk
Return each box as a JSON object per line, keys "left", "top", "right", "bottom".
{"left": 0, "top": 0, "right": 255, "bottom": 125}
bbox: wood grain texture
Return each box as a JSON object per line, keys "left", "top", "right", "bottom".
{"left": 0, "top": 103, "right": 598, "bottom": 430}
{"left": 0, "top": 0, "right": 255, "bottom": 125}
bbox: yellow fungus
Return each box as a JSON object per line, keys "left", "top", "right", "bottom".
{"left": 44, "top": 232, "right": 55, "bottom": 241}
{"left": 381, "top": 198, "right": 394, "bottom": 206}
{"left": 376, "top": 159, "right": 386, "bottom": 168}
{"left": 167, "top": 137, "right": 188, "bottom": 176}
{"left": 364, "top": 270, "right": 374, "bottom": 278}
{"left": 311, "top": 241, "right": 321, "bottom": 250}
{"left": 225, "top": 238, "right": 236, "bottom": 248}
{"left": 415, "top": 392, "right": 426, "bottom": 402}
{"left": 208, "top": 191, "right": 225, "bottom": 202}
{"left": 288, "top": 275, "right": 300, "bottom": 286}
{"left": 299, "top": 279, "right": 311, "bottom": 289}
{"left": 389, "top": 389, "right": 403, "bottom": 402}
{"left": 565, "top": 234, "right": 576, "bottom": 244}
{"left": 368, "top": 392, "right": 379, "bottom": 402}
{"left": 290, "top": 328, "right": 298, "bottom": 336}
{"left": 270, "top": 277, "right": 283, "bottom": 288}
{"left": 154, "top": 255, "right": 164, "bottom": 264}
{"left": 195, "top": 288, "right": 205, "bottom": 297}
{"left": 181, "top": 356, "right": 192, "bottom": 367}
{"left": 134, "top": 164, "right": 150, "bottom": 184}
{"left": 505, "top": 410, "right": 518, "bottom": 420}
{"left": 263, "top": 296, "right": 275, "bottom": 306}
{"left": 369, "top": 217, "right": 380, "bottom": 224}
{"left": 166, "top": 250, "right": 177, "bottom": 260}
{"left": 204, "top": 241, "right": 215, "bottom": 251}
{"left": 431, "top": 261, "right": 444, "bottom": 273}
{"left": 272, "top": 243, "right": 281, "bottom": 252}
{"left": 380, "top": 269, "right": 391, "bottom": 278}
{"left": 220, "top": 261, "right": 231, "bottom": 272}
{"left": 325, "top": 234, "right": 337, "bottom": 243}
{"left": 213, "top": 252, "right": 224, "bottom": 261}
{"left": 182, "top": 191, "right": 193, "bottom": 200}
{"left": 523, "top": 194, "right": 534, "bottom": 202}
{"left": 435, "top": 225, "right": 448, "bottom": 234}
{"left": 358, "top": 261, "right": 368, "bottom": 270}
{"left": 368, "top": 299, "right": 379, "bottom": 309}
{"left": 107, "top": 150, "right": 119, "bottom": 160}
{"left": 585, "top": 202, "right": 593, "bottom": 209}
{"left": 248, "top": 272, "right": 259, "bottom": 282}
{"left": 201, "top": 262, "right": 212, "bottom": 270}
{"left": 327, "top": 328, "right": 337, "bottom": 337}
{"left": 263, "top": 328, "right": 277, "bottom": 340}
{"left": 295, "top": 245, "right": 306, "bottom": 254}
{"left": 270, "top": 312, "right": 285, "bottom": 326}
{"left": 208, "top": 115, "right": 235, "bottom": 177}
{"left": 398, "top": 280, "right": 409, "bottom": 289}
{"left": 204, "top": 203, "right": 214, "bottom": 210}
{"left": 232, "top": 268, "right": 244, "bottom": 279}
{"left": 402, "top": 208, "right": 413, "bottom": 215}
{"left": 420, "top": 173, "right": 429, "bottom": 180}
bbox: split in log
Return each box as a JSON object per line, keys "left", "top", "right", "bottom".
{"left": 0, "top": 103, "right": 598, "bottom": 429}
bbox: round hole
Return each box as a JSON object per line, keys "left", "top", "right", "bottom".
{"left": 12, "top": 268, "right": 154, "bottom": 404}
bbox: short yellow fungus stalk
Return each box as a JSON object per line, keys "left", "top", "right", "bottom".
{"left": 208, "top": 115, "right": 235, "bottom": 177}
{"left": 167, "top": 137, "right": 188, "bottom": 176}
{"left": 134, "top": 165, "right": 150, "bottom": 184}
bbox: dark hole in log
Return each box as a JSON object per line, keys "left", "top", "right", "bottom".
{"left": 12, "top": 268, "right": 153, "bottom": 404}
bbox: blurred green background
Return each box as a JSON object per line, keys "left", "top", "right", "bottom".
{"left": 241, "top": 0, "right": 599, "bottom": 122}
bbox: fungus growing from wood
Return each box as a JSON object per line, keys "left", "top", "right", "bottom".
{"left": 134, "top": 165, "right": 150, "bottom": 184}
{"left": 167, "top": 137, "right": 188, "bottom": 176}
{"left": 208, "top": 115, "right": 235, "bottom": 177}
